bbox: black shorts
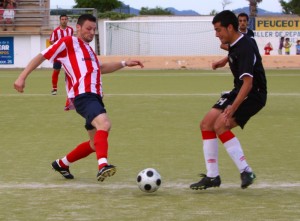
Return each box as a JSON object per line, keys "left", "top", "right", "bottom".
{"left": 74, "top": 93, "right": 107, "bottom": 130}
{"left": 212, "top": 90, "right": 267, "bottom": 129}
{"left": 53, "top": 61, "right": 62, "bottom": 70}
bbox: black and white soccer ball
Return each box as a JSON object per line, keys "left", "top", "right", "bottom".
{"left": 137, "top": 168, "right": 161, "bottom": 193}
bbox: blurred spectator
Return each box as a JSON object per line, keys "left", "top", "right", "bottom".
{"left": 2, "top": 0, "right": 15, "bottom": 31}
{"left": 0, "top": 0, "right": 6, "bottom": 5}
{"left": 264, "top": 42, "right": 273, "bottom": 55}
{"left": 0, "top": 2, "right": 3, "bottom": 17}
{"left": 278, "top": 37, "right": 284, "bottom": 55}
{"left": 283, "top": 38, "right": 292, "bottom": 55}
{"left": 296, "top": 40, "right": 300, "bottom": 55}
{"left": 0, "top": 2, "right": 4, "bottom": 30}
{"left": 4, "top": 0, "right": 16, "bottom": 8}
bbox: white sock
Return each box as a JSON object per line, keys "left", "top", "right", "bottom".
{"left": 61, "top": 156, "right": 70, "bottom": 167}
{"left": 98, "top": 158, "right": 108, "bottom": 166}
{"left": 203, "top": 138, "right": 219, "bottom": 177}
{"left": 223, "top": 137, "right": 252, "bottom": 173}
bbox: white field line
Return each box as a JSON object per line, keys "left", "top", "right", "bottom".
{"left": 0, "top": 182, "right": 299, "bottom": 190}
{"left": 1, "top": 93, "right": 300, "bottom": 97}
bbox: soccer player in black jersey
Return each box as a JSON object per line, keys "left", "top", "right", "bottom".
{"left": 190, "top": 10, "right": 267, "bottom": 190}
{"left": 221, "top": 12, "right": 255, "bottom": 51}
{"left": 238, "top": 12, "right": 254, "bottom": 37}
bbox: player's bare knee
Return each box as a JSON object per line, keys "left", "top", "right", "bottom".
{"left": 200, "top": 118, "right": 215, "bottom": 131}
{"left": 95, "top": 122, "right": 110, "bottom": 132}
{"left": 213, "top": 120, "right": 227, "bottom": 135}
{"left": 89, "top": 141, "right": 95, "bottom": 150}
{"left": 101, "top": 120, "right": 111, "bottom": 131}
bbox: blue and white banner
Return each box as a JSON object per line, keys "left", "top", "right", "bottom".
{"left": 0, "top": 37, "right": 14, "bottom": 65}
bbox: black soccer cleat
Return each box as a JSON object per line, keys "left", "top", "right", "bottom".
{"left": 97, "top": 165, "right": 116, "bottom": 182}
{"left": 51, "top": 159, "right": 74, "bottom": 179}
{"left": 51, "top": 89, "right": 57, "bottom": 95}
{"left": 190, "top": 174, "right": 221, "bottom": 190}
{"left": 240, "top": 171, "right": 256, "bottom": 189}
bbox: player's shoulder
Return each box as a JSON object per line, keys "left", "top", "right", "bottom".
{"left": 247, "top": 29, "right": 255, "bottom": 37}
{"left": 234, "top": 35, "right": 256, "bottom": 54}
{"left": 58, "top": 35, "right": 74, "bottom": 43}
{"left": 52, "top": 26, "right": 61, "bottom": 31}
{"left": 240, "top": 34, "right": 255, "bottom": 45}
{"left": 64, "top": 35, "right": 74, "bottom": 40}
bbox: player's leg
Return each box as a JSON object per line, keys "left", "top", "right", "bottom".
{"left": 201, "top": 108, "right": 222, "bottom": 178}
{"left": 218, "top": 129, "right": 255, "bottom": 189}
{"left": 190, "top": 108, "right": 222, "bottom": 190}
{"left": 51, "top": 62, "right": 61, "bottom": 95}
{"left": 90, "top": 113, "right": 116, "bottom": 181}
{"left": 74, "top": 93, "right": 116, "bottom": 181}
{"left": 51, "top": 141, "right": 95, "bottom": 179}
{"left": 191, "top": 91, "right": 238, "bottom": 190}
{"left": 214, "top": 94, "right": 265, "bottom": 189}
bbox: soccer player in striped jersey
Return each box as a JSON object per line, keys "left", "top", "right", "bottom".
{"left": 190, "top": 10, "right": 267, "bottom": 190}
{"left": 14, "top": 14, "right": 144, "bottom": 182}
{"left": 49, "top": 14, "right": 74, "bottom": 95}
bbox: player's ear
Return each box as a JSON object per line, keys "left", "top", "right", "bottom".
{"left": 228, "top": 24, "right": 233, "bottom": 31}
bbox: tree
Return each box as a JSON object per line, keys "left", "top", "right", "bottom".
{"left": 73, "top": 0, "right": 123, "bottom": 13}
{"left": 247, "top": 0, "right": 263, "bottom": 17}
{"left": 222, "top": 0, "right": 232, "bottom": 10}
{"left": 279, "top": 0, "right": 300, "bottom": 15}
{"left": 139, "top": 7, "right": 173, "bottom": 15}
{"left": 210, "top": 9, "right": 218, "bottom": 16}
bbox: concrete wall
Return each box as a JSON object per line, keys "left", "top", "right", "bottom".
{"left": 98, "top": 55, "right": 300, "bottom": 69}
{"left": 1, "top": 35, "right": 49, "bottom": 68}
{"left": 1, "top": 16, "right": 299, "bottom": 69}
{"left": 0, "top": 34, "right": 96, "bottom": 68}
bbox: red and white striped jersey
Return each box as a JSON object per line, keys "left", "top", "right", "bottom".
{"left": 41, "top": 36, "right": 102, "bottom": 98}
{"left": 50, "top": 26, "right": 74, "bottom": 43}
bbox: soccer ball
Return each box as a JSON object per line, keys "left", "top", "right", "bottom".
{"left": 136, "top": 168, "right": 162, "bottom": 193}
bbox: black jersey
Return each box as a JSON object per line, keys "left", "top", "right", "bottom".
{"left": 228, "top": 34, "right": 267, "bottom": 94}
{"left": 244, "top": 29, "right": 254, "bottom": 38}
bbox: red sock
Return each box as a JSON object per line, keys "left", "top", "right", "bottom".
{"left": 66, "top": 141, "right": 94, "bottom": 162}
{"left": 218, "top": 130, "right": 235, "bottom": 143}
{"left": 59, "top": 141, "right": 94, "bottom": 168}
{"left": 52, "top": 69, "right": 60, "bottom": 89}
{"left": 94, "top": 130, "right": 109, "bottom": 169}
{"left": 58, "top": 160, "right": 68, "bottom": 168}
{"left": 201, "top": 130, "right": 217, "bottom": 140}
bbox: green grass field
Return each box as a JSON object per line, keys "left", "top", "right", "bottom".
{"left": 0, "top": 69, "right": 299, "bottom": 221}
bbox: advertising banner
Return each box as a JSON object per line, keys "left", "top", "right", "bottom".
{"left": 0, "top": 37, "right": 14, "bottom": 65}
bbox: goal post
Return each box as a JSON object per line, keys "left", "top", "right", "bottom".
{"left": 102, "top": 20, "right": 226, "bottom": 56}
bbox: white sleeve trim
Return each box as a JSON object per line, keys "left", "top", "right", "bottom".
{"left": 239, "top": 73, "right": 253, "bottom": 80}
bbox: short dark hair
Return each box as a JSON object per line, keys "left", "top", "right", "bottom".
{"left": 238, "top": 12, "right": 249, "bottom": 21}
{"left": 59, "top": 14, "right": 68, "bottom": 19}
{"left": 77, "top": 14, "right": 96, "bottom": 26}
{"left": 212, "top": 10, "right": 238, "bottom": 31}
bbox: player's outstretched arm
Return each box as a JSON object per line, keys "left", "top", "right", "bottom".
{"left": 101, "top": 60, "right": 144, "bottom": 74}
{"left": 14, "top": 54, "right": 46, "bottom": 93}
{"left": 212, "top": 56, "right": 228, "bottom": 70}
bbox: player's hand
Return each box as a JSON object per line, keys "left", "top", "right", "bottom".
{"left": 223, "top": 105, "right": 234, "bottom": 127}
{"left": 212, "top": 57, "right": 228, "bottom": 70}
{"left": 125, "top": 60, "right": 144, "bottom": 68}
{"left": 212, "top": 61, "right": 219, "bottom": 70}
{"left": 14, "top": 77, "right": 26, "bottom": 93}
